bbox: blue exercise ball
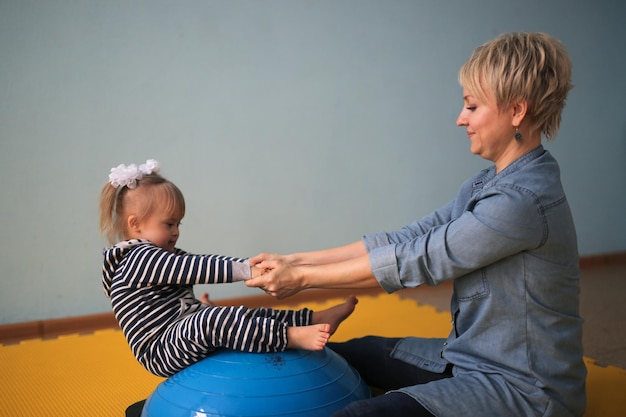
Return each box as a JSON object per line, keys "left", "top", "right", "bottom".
{"left": 141, "top": 347, "right": 371, "bottom": 417}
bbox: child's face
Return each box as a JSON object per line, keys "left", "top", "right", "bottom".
{"left": 135, "top": 210, "right": 182, "bottom": 253}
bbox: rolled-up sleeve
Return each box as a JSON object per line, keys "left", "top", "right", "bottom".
{"left": 367, "top": 243, "right": 403, "bottom": 293}
{"left": 363, "top": 200, "right": 456, "bottom": 293}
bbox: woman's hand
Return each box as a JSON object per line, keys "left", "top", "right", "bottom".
{"left": 247, "top": 245, "right": 379, "bottom": 299}
{"left": 249, "top": 252, "right": 290, "bottom": 268}
{"left": 245, "top": 255, "right": 305, "bottom": 299}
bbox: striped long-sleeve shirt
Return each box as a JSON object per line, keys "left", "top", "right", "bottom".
{"left": 102, "top": 239, "right": 312, "bottom": 377}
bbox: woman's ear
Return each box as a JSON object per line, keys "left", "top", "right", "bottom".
{"left": 512, "top": 99, "right": 528, "bottom": 126}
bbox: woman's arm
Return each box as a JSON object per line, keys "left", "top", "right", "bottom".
{"left": 250, "top": 240, "right": 368, "bottom": 268}
{"left": 246, "top": 199, "right": 457, "bottom": 299}
{"left": 246, "top": 247, "right": 379, "bottom": 299}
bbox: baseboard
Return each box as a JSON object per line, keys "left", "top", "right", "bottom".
{"left": 0, "top": 311, "right": 118, "bottom": 346}
{"left": 578, "top": 251, "right": 626, "bottom": 269}
{"left": 2, "top": 252, "right": 624, "bottom": 345}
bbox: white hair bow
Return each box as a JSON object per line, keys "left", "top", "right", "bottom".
{"left": 108, "top": 159, "right": 160, "bottom": 189}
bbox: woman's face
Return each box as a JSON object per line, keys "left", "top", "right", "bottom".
{"left": 456, "top": 87, "right": 518, "bottom": 171}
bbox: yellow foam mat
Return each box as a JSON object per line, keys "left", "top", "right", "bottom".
{"left": 1, "top": 294, "right": 624, "bottom": 416}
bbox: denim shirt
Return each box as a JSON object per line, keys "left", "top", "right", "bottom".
{"left": 363, "top": 146, "right": 586, "bottom": 417}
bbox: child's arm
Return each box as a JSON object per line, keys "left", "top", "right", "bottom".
{"left": 125, "top": 244, "right": 252, "bottom": 287}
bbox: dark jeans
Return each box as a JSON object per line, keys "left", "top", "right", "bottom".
{"left": 331, "top": 392, "right": 433, "bottom": 417}
{"left": 328, "top": 336, "right": 453, "bottom": 417}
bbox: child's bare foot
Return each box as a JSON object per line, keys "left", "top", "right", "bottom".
{"left": 287, "top": 324, "right": 331, "bottom": 350}
{"left": 312, "top": 295, "right": 358, "bottom": 335}
{"left": 199, "top": 292, "right": 214, "bottom": 306}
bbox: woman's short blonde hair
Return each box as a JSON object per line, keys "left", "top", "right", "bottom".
{"left": 458, "top": 32, "right": 573, "bottom": 140}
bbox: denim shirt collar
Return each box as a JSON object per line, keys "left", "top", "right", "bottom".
{"left": 476, "top": 145, "right": 545, "bottom": 191}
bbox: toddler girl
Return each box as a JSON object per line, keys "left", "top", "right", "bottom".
{"left": 99, "top": 159, "right": 357, "bottom": 377}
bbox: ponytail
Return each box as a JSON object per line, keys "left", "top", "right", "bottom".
{"left": 99, "top": 182, "right": 123, "bottom": 244}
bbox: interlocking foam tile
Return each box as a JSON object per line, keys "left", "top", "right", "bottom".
{"left": 582, "top": 357, "right": 626, "bottom": 417}
{"left": 0, "top": 329, "right": 164, "bottom": 416}
{"left": 1, "top": 294, "right": 624, "bottom": 416}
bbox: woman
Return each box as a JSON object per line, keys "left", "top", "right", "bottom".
{"left": 247, "top": 32, "right": 586, "bottom": 417}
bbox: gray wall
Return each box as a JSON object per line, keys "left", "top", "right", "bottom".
{"left": 1, "top": 1, "right": 624, "bottom": 325}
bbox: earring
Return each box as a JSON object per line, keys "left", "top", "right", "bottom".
{"left": 514, "top": 126, "right": 522, "bottom": 141}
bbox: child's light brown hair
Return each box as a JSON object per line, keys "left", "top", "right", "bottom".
{"left": 99, "top": 174, "right": 185, "bottom": 245}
